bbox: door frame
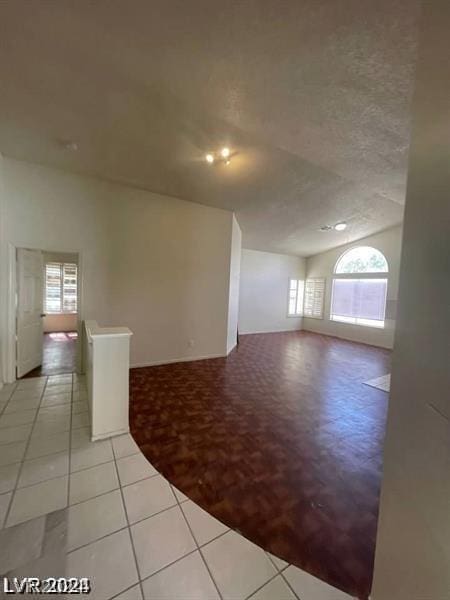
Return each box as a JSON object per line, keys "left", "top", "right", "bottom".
{"left": 3, "top": 242, "right": 84, "bottom": 383}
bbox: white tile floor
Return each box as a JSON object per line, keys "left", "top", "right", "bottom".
{"left": 364, "top": 373, "right": 391, "bottom": 392}
{"left": 0, "top": 374, "right": 355, "bottom": 599}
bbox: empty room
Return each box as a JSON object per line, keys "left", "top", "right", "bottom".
{"left": 0, "top": 2, "right": 448, "bottom": 600}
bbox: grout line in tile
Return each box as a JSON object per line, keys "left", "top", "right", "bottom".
{"left": 0, "top": 441, "right": 23, "bottom": 451}
{"left": 70, "top": 455, "right": 120, "bottom": 475}
{"left": 198, "top": 528, "right": 230, "bottom": 549}
{"left": 128, "top": 499, "right": 179, "bottom": 528}
{"left": 244, "top": 570, "right": 286, "bottom": 600}
{"left": 108, "top": 583, "right": 142, "bottom": 600}
{"left": 0, "top": 459, "right": 23, "bottom": 470}
{"left": 266, "top": 552, "right": 277, "bottom": 570}
{"left": 244, "top": 552, "right": 300, "bottom": 600}
{"left": 111, "top": 445, "right": 145, "bottom": 600}
{"left": 19, "top": 442, "right": 70, "bottom": 463}
{"left": 266, "top": 552, "right": 292, "bottom": 575}
{"left": 0, "top": 409, "right": 38, "bottom": 430}
{"left": 68, "top": 482, "right": 119, "bottom": 508}
{"left": 0, "top": 384, "right": 19, "bottom": 419}
{"left": 2, "top": 377, "right": 49, "bottom": 527}
{"left": 112, "top": 445, "right": 141, "bottom": 461}
{"left": 280, "top": 569, "right": 302, "bottom": 600}
{"left": 138, "top": 547, "right": 200, "bottom": 589}
{"left": 427, "top": 401, "right": 450, "bottom": 423}
{"left": 67, "top": 481, "right": 221, "bottom": 535}
{"left": 66, "top": 523, "right": 130, "bottom": 555}
{"left": 65, "top": 491, "right": 230, "bottom": 550}
{"left": 176, "top": 487, "right": 224, "bottom": 600}
{"left": 67, "top": 373, "right": 74, "bottom": 507}
{"left": 119, "top": 471, "right": 160, "bottom": 488}
{"left": 15, "top": 453, "right": 70, "bottom": 491}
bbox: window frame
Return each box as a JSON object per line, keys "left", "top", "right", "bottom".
{"left": 330, "top": 246, "right": 389, "bottom": 329}
{"left": 44, "top": 261, "right": 78, "bottom": 315}
{"left": 334, "top": 245, "right": 389, "bottom": 274}
{"left": 303, "top": 277, "right": 326, "bottom": 320}
{"left": 287, "top": 278, "right": 304, "bottom": 317}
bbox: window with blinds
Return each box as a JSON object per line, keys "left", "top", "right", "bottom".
{"left": 331, "top": 279, "right": 387, "bottom": 327}
{"left": 331, "top": 246, "right": 388, "bottom": 328}
{"left": 303, "top": 278, "right": 325, "bottom": 319}
{"left": 288, "top": 279, "right": 304, "bottom": 316}
{"left": 45, "top": 262, "right": 78, "bottom": 314}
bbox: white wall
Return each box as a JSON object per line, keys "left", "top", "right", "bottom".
{"left": 302, "top": 226, "right": 403, "bottom": 348}
{"left": 238, "top": 249, "right": 305, "bottom": 334}
{"left": 372, "top": 3, "right": 450, "bottom": 598}
{"left": 43, "top": 314, "right": 78, "bottom": 333}
{"left": 107, "top": 185, "right": 236, "bottom": 367}
{"left": 0, "top": 158, "right": 238, "bottom": 378}
{"left": 226, "top": 216, "right": 242, "bottom": 354}
{"left": 0, "top": 159, "right": 113, "bottom": 380}
{"left": 0, "top": 154, "right": 6, "bottom": 389}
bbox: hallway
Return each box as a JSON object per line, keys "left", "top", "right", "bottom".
{"left": 21, "top": 332, "right": 77, "bottom": 379}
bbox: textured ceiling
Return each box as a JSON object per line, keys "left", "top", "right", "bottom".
{"left": 0, "top": 0, "right": 420, "bottom": 256}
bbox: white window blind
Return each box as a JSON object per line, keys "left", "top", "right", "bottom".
{"left": 288, "top": 279, "right": 304, "bottom": 316}
{"left": 331, "top": 278, "right": 387, "bottom": 328}
{"left": 45, "top": 262, "right": 78, "bottom": 314}
{"left": 303, "top": 278, "right": 325, "bottom": 319}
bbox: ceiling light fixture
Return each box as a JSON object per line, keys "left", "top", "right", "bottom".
{"left": 334, "top": 222, "right": 347, "bottom": 231}
{"left": 59, "top": 139, "right": 78, "bottom": 151}
{"left": 205, "top": 147, "right": 233, "bottom": 166}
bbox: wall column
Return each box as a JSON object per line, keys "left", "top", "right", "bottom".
{"left": 371, "top": 2, "right": 450, "bottom": 598}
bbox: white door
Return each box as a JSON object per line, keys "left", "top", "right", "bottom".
{"left": 17, "top": 248, "right": 44, "bottom": 378}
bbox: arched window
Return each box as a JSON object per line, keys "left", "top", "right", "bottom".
{"left": 331, "top": 246, "right": 388, "bottom": 328}
{"left": 335, "top": 246, "right": 388, "bottom": 274}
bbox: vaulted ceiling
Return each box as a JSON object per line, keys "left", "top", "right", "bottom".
{"left": 0, "top": 0, "right": 420, "bottom": 256}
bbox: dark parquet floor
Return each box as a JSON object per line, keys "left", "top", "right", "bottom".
{"left": 129, "top": 331, "right": 391, "bottom": 599}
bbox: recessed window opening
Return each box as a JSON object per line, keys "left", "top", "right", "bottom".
{"left": 45, "top": 262, "right": 78, "bottom": 314}
{"left": 303, "top": 278, "right": 325, "bottom": 319}
{"left": 331, "top": 247, "right": 388, "bottom": 328}
{"left": 288, "top": 279, "right": 305, "bottom": 316}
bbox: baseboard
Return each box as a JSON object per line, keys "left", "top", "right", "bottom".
{"left": 226, "top": 342, "right": 237, "bottom": 355}
{"left": 130, "top": 352, "right": 228, "bottom": 369}
{"left": 91, "top": 427, "right": 129, "bottom": 442}
{"left": 301, "top": 326, "right": 393, "bottom": 350}
{"left": 239, "top": 327, "right": 302, "bottom": 335}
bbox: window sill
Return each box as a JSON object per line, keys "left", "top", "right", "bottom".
{"left": 330, "top": 317, "right": 385, "bottom": 329}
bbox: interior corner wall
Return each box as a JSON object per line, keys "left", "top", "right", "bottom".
{"left": 302, "top": 226, "right": 403, "bottom": 348}
{"left": 0, "top": 158, "right": 113, "bottom": 385}
{"left": 372, "top": 3, "right": 450, "bottom": 598}
{"left": 0, "top": 157, "right": 236, "bottom": 376}
{"left": 107, "top": 183, "right": 233, "bottom": 367}
{"left": 226, "top": 215, "right": 242, "bottom": 354}
{"left": 0, "top": 153, "right": 6, "bottom": 388}
{"left": 43, "top": 314, "right": 78, "bottom": 334}
{"left": 238, "top": 248, "right": 305, "bottom": 334}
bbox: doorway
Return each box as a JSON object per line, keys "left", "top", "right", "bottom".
{"left": 16, "top": 248, "right": 80, "bottom": 379}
